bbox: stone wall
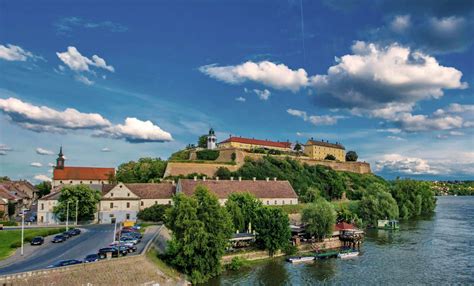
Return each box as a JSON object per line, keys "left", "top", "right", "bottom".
{"left": 163, "top": 162, "right": 241, "bottom": 178}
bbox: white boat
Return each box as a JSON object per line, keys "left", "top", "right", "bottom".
{"left": 338, "top": 251, "right": 359, "bottom": 259}
{"left": 287, "top": 256, "right": 315, "bottom": 263}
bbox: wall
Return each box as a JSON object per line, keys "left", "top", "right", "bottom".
{"left": 304, "top": 145, "right": 345, "bottom": 161}
{"left": 52, "top": 180, "right": 108, "bottom": 188}
{"left": 37, "top": 199, "right": 58, "bottom": 225}
{"left": 217, "top": 197, "right": 298, "bottom": 206}
{"left": 140, "top": 199, "right": 172, "bottom": 209}
{"left": 163, "top": 162, "right": 241, "bottom": 178}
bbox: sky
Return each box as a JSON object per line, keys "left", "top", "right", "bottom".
{"left": 0, "top": 0, "right": 473, "bottom": 183}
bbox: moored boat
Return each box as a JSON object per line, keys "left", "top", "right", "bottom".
{"left": 338, "top": 251, "right": 359, "bottom": 259}
{"left": 287, "top": 256, "right": 315, "bottom": 263}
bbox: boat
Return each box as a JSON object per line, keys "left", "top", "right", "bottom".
{"left": 377, "top": 219, "right": 399, "bottom": 230}
{"left": 286, "top": 256, "right": 315, "bottom": 263}
{"left": 314, "top": 250, "right": 339, "bottom": 259}
{"left": 338, "top": 251, "right": 359, "bottom": 259}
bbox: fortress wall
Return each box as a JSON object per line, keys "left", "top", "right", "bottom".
{"left": 163, "top": 162, "right": 241, "bottom": 178}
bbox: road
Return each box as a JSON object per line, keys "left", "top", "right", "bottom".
{"left": 0, "top": 224, "right": 158, "bottom": 275}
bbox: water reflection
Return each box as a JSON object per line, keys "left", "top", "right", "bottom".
{"left": 255, "top": 259, "right": 289, "bottom": 286}
{"left": 303, "top": 259, "right": 337, "bottom": 282}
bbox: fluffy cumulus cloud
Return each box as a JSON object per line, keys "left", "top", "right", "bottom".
{"left": 287, "top": 108, "right": 343, "bottom": 126}
{"left": 30, "top": 162, "right": 42, "bottom": 167}
{"left": 56, "top": 46, "right": 114, "bottom": 72}
{"left": 199, "top": 61, "right": 308, "bottom": 92}
{"left": 0, "top": 97, "right": 172, "bottom": 143}
{"left": 253, "top": 89, "right": 271, "bottom": 100}
{"left": 311, "top": 41, "right": 466, "bottom": 109}
{"left": 375, "top": 154, "right": 439, "bottom": 175}
{"left": 36, "top": 147, "right": 54, "bottom": 155}
{"left": 390, "top": 15, "right": 411, "bottom": 32}
{"left": 97, "top": 117, "right": 173, "bottom": 143}
{"left": 34, "top": 174, "right": 51, "bottom": 182}
{"left": 0, "top": 44, "right": 37, "bottom": 61}
{"left": 0, "top": 97, "right": 111, "bottom": 132}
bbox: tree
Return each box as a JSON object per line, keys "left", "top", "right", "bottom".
{"left": 358, "top": 183, "right": 399, "bottom": 226}
{"left": 301, "top": 199, "right": 336, "bottom": 241}
{"left": 325, "top": 154, "right": 336, "bottom": 160}
{"left": 53, "top": 185, "right": 101, "bottom": 222}
{"left": 165, "top": 186, "right": 233, "bottom": 284}
{"left": 196, "top": 150, "right": 219, "bottom": 160}
{"left": 216, "top": 167, "right": 232, "bottom": 179}
{"left": 254, "top": 207, "right": 291, "bottom": 256}
{"left": 345, "top": 151, "right": 358, "bottom": 162}
{"left": 116, "top": 157, "right": 167, "bottom": 183}
{"left": 198, "top": 135, "right": 207, "bottom": 148}
{"left": 294, "top": 143, "right": 302, "bottom": 153}
{"left": 137, "top": 204, "right": 169, "bottom": 222}
{"left": 225, "top": 193, "right": 262, "bottom": 232}
{"left": 302, "top": 187, "right": 322, "bottom": 203}
{"left": 231, "top": 152, "right": 237, "bottom": 162}
{"left": 390, "top": 179, "right": 436, "bottom": 219}
{"left": 35, "top": 181, "right": 51, "bottom": 198}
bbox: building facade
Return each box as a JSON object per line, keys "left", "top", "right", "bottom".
{"left": 304, "top": 139, "right": 346, "bottom": 161}
{"left": 52, "top": 147, "right": 115, "bottom": 188}
{"left": 207, "top": 128, "right": 217, "bottom": 150}
{"left": 218, "top": 136, "right": 292, "bottom": 152}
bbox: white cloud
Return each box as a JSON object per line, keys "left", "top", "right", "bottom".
{"left": 387, "top": 136, "right": 406, "bottom": 141}
{"left": 375, "top": 154, "right": 439, "bottom": 175}
{"left": 199, "top": 61, "right": 309, "bottom": 92}
{"left": 391, "top": 15, "right": 411, "bottom": 32}
{"left": 56, "top": 46, "right": 114, "bottom": 72}
{"left": 0, "top": 97, "right": 111, "bottom": 132}
{"left": 0, "top": 144, "right": 12, "bottom": 152}
{"left": 253, "top": 89, "right": 271, "bottom": 100}
{"left": 98, "top": 117, "right": 173, "bottom": 143}
{"left": 235, "top": 96, "right": 246, "bottom": 102}
{"left": 0, "top": 44, "right": 34, "bottom": 61}
{"left": 75, "top": 74, "right": 94, "bottom": 85}
{"left": 392, "top": 112, "right": 464, "bottom": 132}
{"left": 377, "top": 128, "right": 402, "bottom": 134}
{"left": 311, "top": 41, "right": 467, "bottom": 109}
{"left": 101, "top": 147, "right": 111, "bottom": 152}
{"left": 34, "top": 174, "right": 51, "bottom": 182}
{"left": 55, "top": 17, "right": 128, "bottom": 34}
{"left": 30, "top": 162, "right": 42, "bottom": 167}
{"left": 36, "top": 147, "right": 54, "bottom": 155}
{"left": 48, "top": 163, "right": 55, "bottom": 167}
{"left": 287, "top": 108, "right": 343, "bottom": 126}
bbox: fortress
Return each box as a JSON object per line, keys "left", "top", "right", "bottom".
{"left": 164, "top": 129, "right": 371, "bottom": 178}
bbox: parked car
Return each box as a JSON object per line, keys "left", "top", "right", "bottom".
{"left": 98, "top": 246, "right": 128, "bottom": 259}
{"left": 119, "top": 236, "right": 139, "bottom": 245}
{"left": 121, "top": 231, "right": 142, "bottom": 240}
{"left": 47, "top": 259, "right": 82, "bottom": 268}
{"left": 30, "top": 236, "right": 44, "bottom": 246}
{"left": 110, "top": 242, "right": 137, "bottom": 253}
{"left": 69, "top": 228, "right": 81, "bottom": 236}
{"left": 52, "top": 235, "right": 66, "bottom": 243}
{"left": 62, "top": 231, "right": 71, "bottom": 239}
{"left": 83, "top": 254, "right": 99, "bottom": 263}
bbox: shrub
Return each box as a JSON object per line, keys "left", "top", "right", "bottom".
{"left": 0, "top": 221, "right": 17, "bottom": 226}
{"left": 169, "top": 150, "right": 190, "bottom": 161}
{"left": 268, "top": 149, "right": 282, "bottom": 155}
{"left": 325, "top": 154, "right": 336, "bottom": 160}
{"left": 196, "top": 150, "right": 220, "bottom": 160}
{"left": 137, "top": 204, "right": 170, "bottom": 222}
{"left": 226, "top": 257, "right": 248, "bottom": 271}
{"left": 283, "top": 244, "right": 298, "bottom": 255}
{"left": 345, "top": 151, "right": 358, "bottom": 162}
{"left": 215, "top": 167, "right": 232, "bottom": 179}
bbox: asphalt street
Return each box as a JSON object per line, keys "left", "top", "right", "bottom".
{"left": 0, "top": 224, "right": 157, "bottom": 275}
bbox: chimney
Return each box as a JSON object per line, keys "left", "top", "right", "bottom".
{"left": 273, "top": 177, "right": 277, "bottom": 181}
{"left": 193, "top": 176, "right": 197, "bottom": 181}
{"left": 230, "top": 177, "right": 234, "bottom": 181}
{"left": 266, "top": 177, "right": 269, "bottom": 182}
{"left": 203, "top": 176, "right": 206, "bottom": 181}
{"left": 238, "top": 177, "right": 242, "bottom": 182}
{"left": 216, "top": 176, "right": 219, "bottom": 181}
{"left": 252, "top": 177, "right": 256, "bottom": 181}
{"left": 172, "top": 180, "right": 176, "bottom": 186}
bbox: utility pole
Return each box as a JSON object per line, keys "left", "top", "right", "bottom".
{"left": 20, "top": 209, "right": 25, "bottom": 256}
{"left": 66, "top": 201, "right": 70, "bottom": 231}
{"left": 75, "top": 200, "right": 79, "bottom": 226}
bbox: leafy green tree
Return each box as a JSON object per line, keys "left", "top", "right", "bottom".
{"left": 294, "top": 143, "right": 302, "bottom": 152}
{"left": 196, "top": 150, "right": 219, "bottom": 160}
{"left": 225, "top": 193, "right": 262, "bottom": 232}
{"left": 35, "top": 181, "right": 51, "bottom": 198}
{"left": 53, "top": 185, "right": 101, "bottom": 222}
{"left": 0, "top": 176, "right": 10, "bottom": 182}
{"left": 345, "top": 151, "right": 358, "bottom": 162}
{"left": 325, "top": 154, "right": 336, "bottom": 160}
{"left": 198, "top": 135, "right": 207, "bottom": 148}
{"left": 169, "top": 149, "right": 190, "bottom": 161}
{"left": 390, "top": 179, "right": 436, "bottom": 219}
{"left": 215, "top": 167, "right": 232, "bottom": 179}
{"left": 116, "top": 157, "right": 167, "bottom": 183}
{"left": 302, "top": 186, "right": 322, "bottom": 203}
{"left": 301, "top": 199, "right": 336, "bottom": 241}
{"left": 165, "top": 186, "right": 233, "bottom": 284}
{"left": 358, "top": 183, "right": 399, "bottom": 226}
{"left": 137, "top": 204, "right": 169, "bottom": 222}
{"left": 254, "top": 207, "right": 291, "bottom": 256}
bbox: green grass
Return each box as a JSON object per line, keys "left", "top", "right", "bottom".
{"left": 146, "top": 248, "right": 182, "bottom": 280}
{"left": 0, "top": 227, "right": 65, "bottom": 260}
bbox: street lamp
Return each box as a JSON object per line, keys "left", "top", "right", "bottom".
{"left": 112, "top": 205, "right": 120, "bottom": 243}
{"left": 75, "top": 199, "right": 79, "bottom": 226}
{"left": 65, "top": 200, "right": 70, "bottom": 231}
{"left": 20, "top": 207, "right": 27, "bottom": 256}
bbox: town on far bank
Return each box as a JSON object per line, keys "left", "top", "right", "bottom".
{"left": 0, "top": 128, "right": 443, "bottom": 284}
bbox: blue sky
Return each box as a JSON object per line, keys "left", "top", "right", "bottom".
{"left": 0, "top": 0, "right": 473, "bottom": 182}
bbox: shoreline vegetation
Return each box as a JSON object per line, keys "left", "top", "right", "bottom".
{"left": 118, "top": 156, "right": 438, "bottom": 284}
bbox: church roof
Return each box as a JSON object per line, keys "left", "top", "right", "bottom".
{"left": 219, "top": 136, "right": 292, "bottom": 149}
{"left": 53, "top": 167, "right": 115, "bottom": 180}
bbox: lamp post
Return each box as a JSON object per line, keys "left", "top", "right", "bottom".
{"left": 75, "top": 199, "right": 79, "bottom": 226}
{"left": 20, "top": 208, "right": 27, "bottom": 256}
{"left": 66, "top": 201, "right": 70, "bottom": 231}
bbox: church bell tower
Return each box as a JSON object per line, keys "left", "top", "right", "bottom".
{"left": 56, "top": 146, "right": 65, "bottom": 169}
{"left": 207, "top": 128, "right": 217, "bottom": 150}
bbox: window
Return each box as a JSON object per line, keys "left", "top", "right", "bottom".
{"left": 155, "top": 201, "right": 157, "bottom": 205}
{"left": 140, "top": 201, "right": 144, "bottom": 206}
{"left": 127, "top": 193, "right": 130, "bottom": 197}
{"left": 266, "top": 201, "right": 269, "bottom": 205}
{"left": 168, "top": 200, "right": 171, "bottom": 205}
{"left": 282, "top": 200, "right": 285, "bottom": 205}
{"left": 119, "top": 185, "right": 123, "bottom": 188}
{"left": 274, "top": 200, "right": 277, "bottom": 205}
{"left": 80, "top": 181, "right": 83, "bottom": 184}
{"left": 126, "top": 202, "right": 130, "bottom": 208}
{"left": 70, "top": 181, "right": 73, "bottom": 184}
{"left": 110, "top": 193, "right": 114, "bottom": 197}
{"left": 90, "top": 181, "right": 92, "bottom": 184}
{"left": 60, "top": 180, "right": 63, "bottom": 184}
{"left": 41, "top": 203, "right": 44, "bottom": 210}
{"left": 126, "top": 214, "right": 130, "bottom": 220}
{"left": 110, "top": 202, "right": 113, "bottom": 208}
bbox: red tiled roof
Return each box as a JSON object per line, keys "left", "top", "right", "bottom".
{"left": 219, "top": 137, "right": 292, "bottom": 149}
{"left": 0, "top": 183, "right": 30, "bottom": 199}
{"left": 178, "top": 179, "right": 298, "bottom": 199}
{"left": 53, "top": 167, "right": 115, "bottom": 180}
{"left": 334, "top": 222, "right": 356, "bottom": 231}
{"left": 0, "top": 185, "right": 17, "bottom": 200}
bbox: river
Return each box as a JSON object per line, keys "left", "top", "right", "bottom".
{"left": 209, "top": 196, "right": 474, "bottom": 285}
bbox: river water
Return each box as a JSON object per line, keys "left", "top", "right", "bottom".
{"left": 209, "top": 196, "right": 474, "bottom": 285}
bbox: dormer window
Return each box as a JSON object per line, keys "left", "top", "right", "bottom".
{"left": 110, "top": 193, "right": 114, "bottom": 197}
{"left": 119, "top": 185, "right": 123, "bottom": 188}
{"left": 127, "top": 193, "right": 130, "bottom": 197}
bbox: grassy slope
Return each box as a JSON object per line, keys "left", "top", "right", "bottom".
{"left": 0, "top": 227, "right": 65, "bottom": 260}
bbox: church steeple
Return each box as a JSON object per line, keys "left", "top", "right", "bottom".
{"left": 56, "top": 146, "right": 65, "bottom": 169}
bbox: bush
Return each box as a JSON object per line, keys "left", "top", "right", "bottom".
{"left": 283, "top": 244, "right": 298, "bottom": 255}
{"left": 345, "top": 151, "right": 358, "bottom": 162}
{"left": 169, "top": 150, "right": 190, "bottom": 161}
{"left": 196, "top": 150, "right": 220, "bottom": 160}
{"left": 325, "top": 154, "right": 336, "bottom": 160}
{"left": 268, "top": 149, "right": 282, "bottom": 155}
{"left": 0, "top": 221, "right": 17, "bottom": 226}
{"left": 215, "top": 167, "right": 232, "bottom": 179}
{"left": 226, "top": 257, "right": 248, "bottom": 271}
{"left": 137, "top": 204, "right": 170, "bottom": 222}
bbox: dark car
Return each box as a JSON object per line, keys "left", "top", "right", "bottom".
{"left": 69, "top": 228, "right": 81, "bottom": 236}
{"left": 52, "top": 235, "right": 66, "bottom": 243}
{"left": 62, "top": 231, "right": 71, "bottom": 239}
{"left": 47, "top": 259, "right": 82, "bottom": 268}
{"left": 30, "top": 236, "right": 44, "bottom": 246}
{"left": 83, "top": 254, "right": 99, "bottom": 263}
{"left": 98, "top": 246, "right": 128, "bottom": 259}
{"left": 110, "top": 242, "right": 137, "bottom": 253}
{"left": 121, "top": 231, "right": 142, "bottom": 240}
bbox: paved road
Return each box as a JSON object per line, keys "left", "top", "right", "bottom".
{"left": 0, "top": 224, "right": 157, "bottom": 275}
